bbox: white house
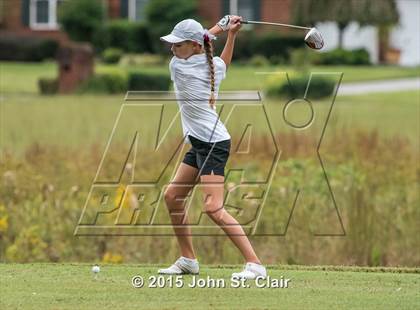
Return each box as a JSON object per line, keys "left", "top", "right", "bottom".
{"left": 316, "top": 0, "right": 420, "bottom": 66}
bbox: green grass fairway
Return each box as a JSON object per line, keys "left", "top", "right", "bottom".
{"left": 1, "top": 90, "right": 419, "bottom": 155}
{"left": 1, "top": 264, "right": 418, "bottom": 309}
{"left": 1, "top": 61, "right": 419, "bottom": 94}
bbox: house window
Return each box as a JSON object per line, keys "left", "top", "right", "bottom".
{"left": 29, "top": 0, "right": 63, "bottom": 30}
{"left": 128, "top": 0, "right": 149, "bottom": 22}
{"left": 229, "top": 0, "right": 256, "bottom": 21}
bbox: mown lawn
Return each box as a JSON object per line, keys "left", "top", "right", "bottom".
{"left": 0, "top": 263, "right": 419, "bottom": 310}
{"left": 1, "top": 61, "right": 419, "bottom": 155}
{"left": 1, "top": 61, "right": 419, "bottom": 94}
{"left": 1, "top": 90, "right": 418, "bottom": 155}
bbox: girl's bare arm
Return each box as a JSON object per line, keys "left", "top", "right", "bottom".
{"left": 208, "top": 24, "right": 224, "bottom": 36}
{"left": 220, "top": 17, "right": 242, "bottom": 67}
{"left": 208, "top": 16, "right": 242, "bottom": 67}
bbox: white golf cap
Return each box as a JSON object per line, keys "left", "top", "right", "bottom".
{"left": 160, "top": 19, "right": 214, "bottom": 46}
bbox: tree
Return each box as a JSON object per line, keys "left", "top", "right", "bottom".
{"left": 292, "top": 0, "right": 399, "bottom": 50}
{"left": 357, "top": 0, "right": 400, "bottom": 63}
{"left": 58, "top": 0, "right": 105, "bottom": 43}
{"left": 145, "top": 0, "right": 198, "bottom": 51}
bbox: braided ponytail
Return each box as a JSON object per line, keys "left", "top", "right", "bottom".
{"left": 203, "top": 33, "right": 216, "bottom": 110}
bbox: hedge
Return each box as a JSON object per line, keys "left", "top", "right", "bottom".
{"left": 0, "top": 35, "right": 59, "bottom": 62}
{"left": 314, "top": 48, "right": 371, "bottom": 65}
{"left": 95, "top": 20, "right": 154, "bottom": 53}
{"left": 213, "top": 31, "right": 305, "bottom": 63}
{"left": 102, "top": 48, "right": 123, "bottom": 64}
{"left": 77, "top": 73, "right": 127, "bottom": 94}
{"left": 266, "top": 75, "right": 336, "bottom": 99}
{"left": 128, "top": 72, "right": 171, "bottom": 91}
{"left": 94, "top": 25, "right": 305, "bottom": 62}
{"left": 73, "top": 71, "right": 171, "bottom": 94}
{"left": 38, "top": 78, "right": 59, "bottom": 95}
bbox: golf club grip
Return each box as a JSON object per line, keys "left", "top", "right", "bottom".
{"left": 240, "top": 20, "right": 249, "bottom": 24}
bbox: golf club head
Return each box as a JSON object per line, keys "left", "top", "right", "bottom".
{"left": 304, "top": 28, "right": 324, "bottom": 50}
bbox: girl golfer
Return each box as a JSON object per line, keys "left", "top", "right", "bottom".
{"left": 158, "top": 16, "right": 266, "bottom": 280}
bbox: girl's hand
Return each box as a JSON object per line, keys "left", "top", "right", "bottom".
{"left": 228, "top": 16, "right": 243, "bottom": 34}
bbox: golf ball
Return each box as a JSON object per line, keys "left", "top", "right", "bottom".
{"left": 92, "top": 265, "right": 100, "bottom": 273}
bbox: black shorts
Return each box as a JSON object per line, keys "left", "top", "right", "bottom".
{"left": 182, "top": 135, "right": 231, "bottom": 176}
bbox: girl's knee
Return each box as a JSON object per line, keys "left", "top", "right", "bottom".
{"left": 163, "top": 188, "right": 175, "bottom": 204}
{"left": 205, "top": 203, "right": 226, "bottom": 224}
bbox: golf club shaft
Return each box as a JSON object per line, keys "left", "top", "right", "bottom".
{"left": 241, "top": 20, "right": 311, "bottom": 31}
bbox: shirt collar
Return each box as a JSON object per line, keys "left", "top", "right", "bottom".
{"left": 180, "top": 53, "right": 206, "bottom": 63}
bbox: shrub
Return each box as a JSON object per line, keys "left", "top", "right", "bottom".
{"left": 351, "top": 48, "right": 371, "bottom": 65}
{"left": 213, "top": 31, "right": 304, "bottom": 63}
{"left": 102, "top": 48, "right": 123, "bottom": 64}
{"left": 0, "top": 35, "right": 58, "bottom": 61}
{"left": 128, "top": 72, "right": 171, "bottom": 91}
{"left": 146, "top": 0, "right": 198, "bottom": 52}
{"left": 78, "top": 73, "right": 127, "bottom": 94}
{"left": 102, "top": 252, "right": 124, "bottom": 264}
{"left": 268, "top": 55, "right": 287, "bottom": 65}
{"left": 38, "top": 78, "right": 59, "bottom": 95}
{"left": 97, "top": 20, "right": 153, "bottom": 53}
{"left": 315, "top": 48, "right": 371, "bottom": 65}
{"left": 131, "top": 22, "right": 154, "bottom": 53}
{"left": 5, "top": 226, "right": 48, "bottom": 262}
{"left": 266, "top": 74, "right": 335, "bottom": 99}
{"left": 248, "top": 55, "right": 270, "bottom": 67}
{"left": 214, "top": 31, "right": 255, "bottom": 61}
{"left": 102, "top": 20, "right": 134, "bottom": 51}
{"left": 252, "top": 33, "right": 305, "bottom": 61}
{"left": 38, "top": 39, "right": 60, "bottom": 59}
{"left": 58, "top": 0, "right": 104, "bottom": 43}
{"left": 119, "top": 54, "right": 166, "bottom": 66}
{"left": 77, "top": 71, "right": 171, "bottom": 93}
{"left": 290, "top": 48, "right": 321, "bottom": 70}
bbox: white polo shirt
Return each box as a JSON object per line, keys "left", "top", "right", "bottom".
{"left": 169, "top": 54, "right": 231, "bottom": 143}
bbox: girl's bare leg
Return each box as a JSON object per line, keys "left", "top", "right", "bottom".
{"left": 164, "top": 163, "right": 199, "bottom": 259}
{"left": 200, "top": 173, "right": 261, "bottom": 264}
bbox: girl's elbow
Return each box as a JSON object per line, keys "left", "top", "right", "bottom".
{"left": 221, "top": 57, "right": 230, "bottom": 67}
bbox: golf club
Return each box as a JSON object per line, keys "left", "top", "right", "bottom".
{"left": 240, "top": 20, "right": 324, "bottom": 50}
